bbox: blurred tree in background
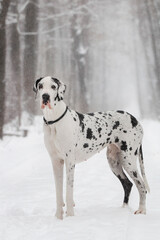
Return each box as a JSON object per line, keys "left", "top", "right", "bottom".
{"left": 0, "top": 0, "right": 10, "bottom": 139}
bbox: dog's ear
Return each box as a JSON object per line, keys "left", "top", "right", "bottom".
{"left": 52, "top": 78, "right": 66, "bottom": 101}
{"left": 33, "top": 77, "right": 43, "bottom": 93}
{"left": 58, "top": 81, "right": 66, "bottom": 100}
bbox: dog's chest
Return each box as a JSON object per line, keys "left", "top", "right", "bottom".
{"left": 44, "top": 124, "right": 65, "bottom": 159}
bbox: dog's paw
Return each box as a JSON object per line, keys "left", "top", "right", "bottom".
{"left": 134, "top": 208, "right": 146, "bottom": 215}
{"left": 66, "top": 208, "right": 74, "bottom": 217}
{"left": 122, "top": 203, "right": 128, "bottom": 208}
{"left": 55, "top": 209, "right": 64, "bottom": 220}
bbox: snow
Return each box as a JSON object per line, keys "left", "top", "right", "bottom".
{"left": 0, "top": 119, "right": 160, "bottom": 240}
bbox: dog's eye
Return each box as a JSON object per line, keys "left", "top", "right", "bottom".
{"left": 39, "top": 84, "right": 43, "bottom": 90}
{"left": 51, "top": 85, "right": 56, "bottom": 90}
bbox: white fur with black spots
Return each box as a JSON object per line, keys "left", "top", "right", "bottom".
{"left": 33, "top": 76, "right": 150, "bottom": 219}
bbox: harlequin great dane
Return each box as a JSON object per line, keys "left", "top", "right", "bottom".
{"left": 33, "top": 76, "right": 150, "bottom": 219}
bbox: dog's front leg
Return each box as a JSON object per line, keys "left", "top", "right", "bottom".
{"left": 52, "top": 158, "right": 64, "bottom": 220}
{"left": 65, "top": 160, "right": 75, "bottom": 217}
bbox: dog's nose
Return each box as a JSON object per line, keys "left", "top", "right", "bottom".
{"left": 42, "top": 93, "right": 50, "bottom": 104}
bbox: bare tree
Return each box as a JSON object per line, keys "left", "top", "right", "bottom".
{"left": 23, "top": 0, "right": 38, "bottom": 118}
{"left": 0, "top": 0, "right": 10, "bottom": 139}
{"left": 136, "top": 0, "right": 160, "bottom": 119}
{"left": 70, "top": 0, "right": 89, "bottom": 112}
{"left": 10, "top": 1, "right": 21, "bottom": 128}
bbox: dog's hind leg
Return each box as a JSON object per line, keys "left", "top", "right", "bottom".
{"left": 107, "top": 144, "right": 133, "bottom": 206}
{"left": 121, "top": 153, "right": 147, "bottom": 214}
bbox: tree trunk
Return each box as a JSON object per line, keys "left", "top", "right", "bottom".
{"left": 0, "top": 0, "right": 10, "bottom": 139}
{"left": 70, "top": 0, "right": 89, "bottom": 112}
{"left": 136, "top": 0, "right": 160, "bottom": 119}
{"left": 10, "top": 2, "right": 21, "bottom": 129}
{"left": 23, "top": 1, "right": 38, "bottom": 118}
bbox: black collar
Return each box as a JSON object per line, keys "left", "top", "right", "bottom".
{"left": 43, "top": 106, "right": 68, "bottom": 125}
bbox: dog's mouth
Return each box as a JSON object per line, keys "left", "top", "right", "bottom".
{"left": 41, "top": 100, "right": 52, "bottom": 109}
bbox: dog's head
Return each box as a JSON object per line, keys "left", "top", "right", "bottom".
{"left": 33, "top": 76, "right": 66, "bottom": 109}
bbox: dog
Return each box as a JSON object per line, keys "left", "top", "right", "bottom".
{"left": 33, "top": 76, "right": 150, "bottom": 219}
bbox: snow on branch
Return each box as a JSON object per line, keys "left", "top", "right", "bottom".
{"left": 38, "top": 2, "right": 98, "bottom": 22}
{"left": 12, "top": 0, "right": 102, "bottom": 36}
{"left": 18, "top": 0, "right": 39, "bottom": 14}
{"left": 17, "top": 21, "right": 71, "bottom": 36}
{"left": 6, "top": 13, "right": 17, "bottom": 25}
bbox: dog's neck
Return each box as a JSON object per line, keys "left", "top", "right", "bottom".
{"left": 42, "top": 100, "right": 66, "bottom": 122}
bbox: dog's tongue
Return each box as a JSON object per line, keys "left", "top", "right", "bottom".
{"left": 41, "top": 102, "right": 52, "bottom": 109}
{"left": 47, "top": 102, "right": 52, "bottom": 109}
{"left": 41, "top": 103, "right": 45, "bottom": 109}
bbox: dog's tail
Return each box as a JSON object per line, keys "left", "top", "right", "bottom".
{"left": 139, "top": 144, "right": 150, "bottom": 193}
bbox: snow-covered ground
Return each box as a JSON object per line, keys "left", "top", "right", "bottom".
{"left": 0, "top": 118, "right": 160, "bottom": 240}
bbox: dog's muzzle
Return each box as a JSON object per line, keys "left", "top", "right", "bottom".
{"left": 41, "top": 93, "right": 52, "bottom": 109}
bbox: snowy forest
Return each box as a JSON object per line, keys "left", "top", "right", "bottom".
{"left": 1, "top": 1, "right": 160, "bottom": 238}
{"left": 0, "top": 0, "right": 160, "bottom": 138}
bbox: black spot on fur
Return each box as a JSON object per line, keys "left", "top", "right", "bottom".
{"left": 115, "top": 137, "right": 119, "bottom": 143}
{"left": 54, "top": 93, "right": 61, "bottom": 101}
{"left": 133, "top": 171, "right": 137, "bottom": 178}
{"left": 87, "top": 113, "right": 94, "bottom": 116}
{"left": 134, "top": 149, "right": 138, "bottom": 155}
{"left": 113, "top": 121, "right": 120, "bottom": 130}
{"left": 108, "top": 131, "right": 112, "bottom": 136}
{"left": 105, "top": 122, "right": 108, "bottom": 128}
{"left": 139, "top": 145, "right": 143, "bottom": 160}
{"left": 136, "top": 180, "right": 141, "bottom": 185}
{"left": 130, "top": 115, "right": 138, "bottom": 128}
{"left": 98, "top": 127, "right": 102, "bottom": 133}
{"left": 92, "top": 135, "right": 97, "bottom": 140}
{"left": 129, "top": 147, "right": 132, "bottom": 151}
{"left": 86, "top": 128, "right": 93, "bottom": 140}
{"left": 123, "top": 130, "right": 127, "bottom": 133}
{"left": 76, "top": 112, "right": 85, "bottom": 132}
{"left": 52, "top": 78, "right": 60, "bottom": 86}
{"left": 127, "top": 113, "right": 138, "bottom": 128}
{"left": 121, "top": 141, "right": 128, "bottom": 152}
{"left": 117, "top": 175, "right": 133, "bottom": 204}
{"left": 83, "top": 143, "right": 89, "bottom": 148}
{"left": 117, "top": 110, "right": 124, "bottom": 114}
{"left": 107, "top": 138, "right": 110, "bottom": 143}
{"left": 73, "top": 117, "right": 76, "bottom": 121}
